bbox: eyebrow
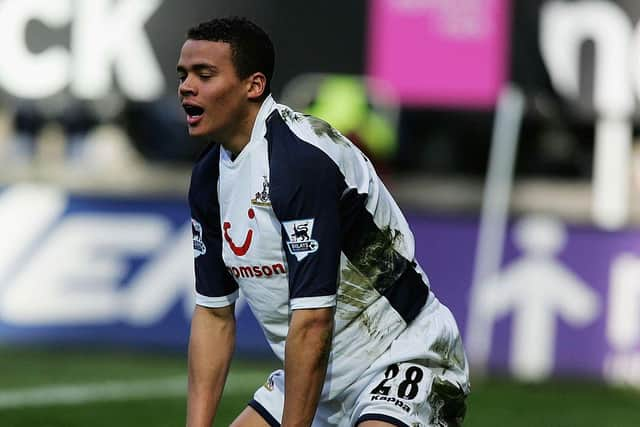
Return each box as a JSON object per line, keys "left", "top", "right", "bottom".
{"left": 176, "top": 63, "right": 217, "bottom": 73}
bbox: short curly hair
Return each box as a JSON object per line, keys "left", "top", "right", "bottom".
{"left": 187, "top": 17, "right": 274, "bottom": 99}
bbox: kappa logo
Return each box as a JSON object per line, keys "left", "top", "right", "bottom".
{"left": 251, "top": 176, "right": 271, "bottom": 207}
{"left": 191, "top": 219, "right": 206, "bottom": 258}
{"left": 369, "top": 395, "right": 411, "bottom": 413}
{"left": 282, "top": 219, "right": 319, "bottom": 261}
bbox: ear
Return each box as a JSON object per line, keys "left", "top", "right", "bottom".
{"left": 246, "top": 72, "right": 267, "bottom": 100}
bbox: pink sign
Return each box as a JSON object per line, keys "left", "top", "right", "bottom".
{"left": 367, "top": 0, "right": 510, "bottom": 108}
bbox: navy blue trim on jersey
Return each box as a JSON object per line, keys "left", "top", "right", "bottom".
{"left": 382, "top": 261, "right": 428, "bottom": 323}
{"left": 189, "top": 144, "right": 238, "bottom": 298}
{"left": 267, "top": 112, "right": 341, "bottom": 301}
{"left": 339, "top": 188, "right": 429, "bottom": 324}
{"left": 356, "top": 413, "right": 410, "bottom": 427}
{"left": 248, "top": 399, "right": 280, "bottom": 427}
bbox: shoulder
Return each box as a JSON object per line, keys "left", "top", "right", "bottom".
{"left": 191, "top": 142, "right": 219, "bottom": 181}
{"left": 189, "top": 143, "right": 220, "bottom": 212}
{"left": 266, "top": 106, "right": 352, "bottom": 217}
{"left": 267, "top": 104, "right": 373, "bottom": 196}
{"left": 266, "top": 104, "right": 355, "bottom": 172}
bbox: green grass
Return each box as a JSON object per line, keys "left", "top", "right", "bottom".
{"left": 0, "top": 347, "right": 638, "bottom": 426}
{"left": 466, "top": 379, "right": 640, "bottom": 427}
{"left": 0, "top": 346, "right": 276, "bottom": 427}
{"left": 0, "top": 346, "right": 189, "bottom": 389}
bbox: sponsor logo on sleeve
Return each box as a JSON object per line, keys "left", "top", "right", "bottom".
{"left": 282, "top": 219, "right": 318, "bottom": 261}
{"left": 191, "top": 219, "right": 206, "bottom": 257}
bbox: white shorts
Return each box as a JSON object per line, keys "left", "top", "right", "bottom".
{"left": 249, "top": 297, "right": 470, "bottom": 427}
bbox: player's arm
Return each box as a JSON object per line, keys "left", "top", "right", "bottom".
{"left": 187, "top": 152, "right": 240, "bottom": 426}
{"left": 269, "top": 118, "right": 346, "bottom": 425}
{"left": 186, "top": 303, "right": 236, "bottom": 427}
{"left": 281, "top": 306, "right": 334, "bottom": 427}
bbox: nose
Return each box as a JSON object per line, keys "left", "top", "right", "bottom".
{"left": 179, "top": 75, "right": 197, "bottom": 97}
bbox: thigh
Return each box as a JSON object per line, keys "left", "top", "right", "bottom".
{"left": 351, "top": 362, "right": 467, "bottom": 427}
{"left": 357, "top": 421, "right": 399, "bottom": 427}
{"left": 230, "top": 405, "right": 272, "bottom": 427}
{"left": 244, "top": 369, "right": 285, "bottom": 426}
{"left": 247, "top": 369, "right": 342, "bottom": 427}
{"left": 350, "top": 301, "right": 470, "bottom": 426}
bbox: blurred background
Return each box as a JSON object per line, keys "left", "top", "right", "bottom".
{"left": 1, "top": 0, "right": 640, "bottom": 425}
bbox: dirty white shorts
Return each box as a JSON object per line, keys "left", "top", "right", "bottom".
{"left": 249, "top": 297, "right": 470, "bottom": 427}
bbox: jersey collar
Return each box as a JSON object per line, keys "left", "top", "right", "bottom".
{"left": 249, "top": 94, "right": 277, "bottom": 144}
{"left": 220, "top": 95, "right": 277, "bottom": 165}
{"left": 220, "top": 95, "right": 277, "bottom": 168}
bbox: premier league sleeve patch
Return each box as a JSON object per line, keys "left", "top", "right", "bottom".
{"left": 282, "top": 219, "right": 319, "bottom": 261}
{"left": 192, "top": 218, "right": 207, "bottom": 258}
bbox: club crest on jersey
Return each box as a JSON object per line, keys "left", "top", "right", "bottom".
{"left": 282, "top": 219, "right": 318, "bottom": 260}
{"left": 192, "top": 219, "right": 206, "bottom": 257}
{"left": 251, "top": 175, "right": 271, "bottom": 207}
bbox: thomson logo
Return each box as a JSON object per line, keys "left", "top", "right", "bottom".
{"left": 227, "top": 263, "right": 286, "bottom": 279}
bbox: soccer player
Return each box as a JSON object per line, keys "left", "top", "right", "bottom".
{"left": 179, "top": 17, "right": 470, "bottom": 427}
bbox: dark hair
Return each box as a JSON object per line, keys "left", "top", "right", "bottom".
{"left": 187, "top": 17, "right": 274, "bottom": 99}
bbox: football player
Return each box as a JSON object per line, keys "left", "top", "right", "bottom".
{"left": 179, "top": 17, "right": 470, "bottom": 427}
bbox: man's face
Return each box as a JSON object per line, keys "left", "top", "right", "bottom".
{"left": 177, "top": 40, "right": 248, "bottom": 139}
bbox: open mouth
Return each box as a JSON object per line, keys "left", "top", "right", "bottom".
{"left": 183, "top": 104, "right": 205, "bottom": 126}
{"left": 183, "top": 104, "right": 204, "bottom": 117}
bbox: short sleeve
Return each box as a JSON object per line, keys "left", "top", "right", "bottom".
{"left": 189, "top": 147, "right": 238, "bottom": 308}
{"left": 267, "top": 113, "right": 343, "bottom": 310}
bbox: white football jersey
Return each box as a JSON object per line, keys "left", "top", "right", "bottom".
{"left": 189, "top": 95, "right": 434, "bottom": 399}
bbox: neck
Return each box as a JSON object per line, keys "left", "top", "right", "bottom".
{"left": 220, "top": 99, "right": 264, "bottom": 156}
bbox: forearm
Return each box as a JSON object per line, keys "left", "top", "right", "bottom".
{"left": 186, "top": 305, "right": 236, "bottom": 427}
{"left": 282, "top": 308, "right": 334, "bottom": 427}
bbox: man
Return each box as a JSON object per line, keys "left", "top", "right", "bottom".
{"left": 179, "top": 17, "right": 469, "bottom": 427}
